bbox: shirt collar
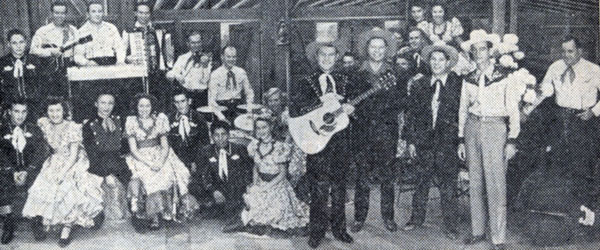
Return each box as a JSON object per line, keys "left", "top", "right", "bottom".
{"left": 479, "top": 63, "right": 495, "bottom": 79}
{"left": 431, "top": 74, "right": 449, "bottom": 86}
{"left": 134, "top": 21, "right": 153, "bottom": 29}
{"left": 359, "top": 61, "right": 392, "bottom": 74}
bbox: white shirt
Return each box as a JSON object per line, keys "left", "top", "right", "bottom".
{"left": 430, "top": 74, "right": 448, "bottom": 128}
{"left": 166, "top": 51, "right": 211, "bottom": 90}
{"left": 540, "top": 58, "right": 600, "bottom": 115}
{"left": 458, "top": 64, "right": 522, "bottom": 139}
{"left": 30, "top": 23, "right": 78, "bottom": 58}
{"left": 208, "top": 65, "right": 254, "bottom": 106}
{"left": 74, "top": 21, "right": 125, "bottom": 65}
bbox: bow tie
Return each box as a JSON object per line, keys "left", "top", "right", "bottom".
{"left": 11, "top": 126, "right": 27, "bottom": 153}
{"left": 13, "top": 58, "right": 24, "bottom": 78}
{"left": 218, "top": 148, "right": 228, "bottom": 180}
{"left": 178, "top": 115, "right": 191, "bottom": 140}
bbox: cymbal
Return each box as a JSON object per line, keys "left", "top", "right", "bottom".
{"left": 197, "top": 105, "right": 228, "bottom": 113}
{"left": 237, "top": 103, "right": 264, "bottom": 110}
{"left": 234, "top": 113, "right": 254, "bottom": 131}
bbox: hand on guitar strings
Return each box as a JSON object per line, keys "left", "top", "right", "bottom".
{"left": 342, "top": 103, "right": 355, "bottom": 115}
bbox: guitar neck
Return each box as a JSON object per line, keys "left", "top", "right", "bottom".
{"left": 348, "top": 86, "right": 381, "bottom": 106}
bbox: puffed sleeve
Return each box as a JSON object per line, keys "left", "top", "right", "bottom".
{"left": 450, "top": 17, "right": 464, "bottom": 38}
{"left": 272, "top": 141, "right": 292, "bottom": 164}
{"left": 66, "top": 122, "right": 83, "bottom": 143}
{"left": 246, "top": 139, "right": 258, "bottom": 158}
{"left": 124, "top": 116, "right": 138, "bottom": 137}
{"left": 156, "top": 113, "right": 171, "bottom": 135}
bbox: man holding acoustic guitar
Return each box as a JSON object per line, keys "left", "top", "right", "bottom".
{"left": 289, "top": 35, "right": 356, "bottom": 248}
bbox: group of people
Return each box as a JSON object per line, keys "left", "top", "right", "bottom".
{"left": 1, "top": 0, "right": 600, "bottom": 249}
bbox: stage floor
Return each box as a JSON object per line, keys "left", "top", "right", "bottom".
{"left": 4, "top": 187, "right": 599, "bottom": 250}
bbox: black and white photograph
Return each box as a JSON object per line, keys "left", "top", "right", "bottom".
{"left": 0, "top": 0, "right": 599, "bottom": 249}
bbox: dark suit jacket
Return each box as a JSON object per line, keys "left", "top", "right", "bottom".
{"left": 0, "top": 121, "right": 48, "bottom": 206}
{"left": 194, "top": 143, "right": 252, "bottom": 203}
{"left": 168, "top": 110, "right": 209, "bottom": 164}
{"left": 399, "top": 48, "right": 430, "bottom": 77}
{"left": 0, "top": 53, "right": 42, "bottom": 104}
{"left": 404, "top": 72, "right": 462, "bottom": 151}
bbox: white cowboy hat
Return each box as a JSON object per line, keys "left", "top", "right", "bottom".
{"left": 460, "top": 29, "right": 501, "bottom": 52}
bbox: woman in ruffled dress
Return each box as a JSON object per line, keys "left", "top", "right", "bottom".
{"left": 239, "top": 116, "right": 309, "bottom": 235}
{"left": 125, "top": 93, "right": 197, "bottom": 231}
{"left": 22, "top": 97, "right": 104, "bottom": 247}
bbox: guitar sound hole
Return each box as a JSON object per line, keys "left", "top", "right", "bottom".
{"left": 322, "top": 113, "right": 335, "bottom": 124}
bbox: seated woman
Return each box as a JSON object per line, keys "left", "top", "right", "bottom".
{"left": 22, "top": 97, "right": 104, "bottom": 247}
{"left": 423, "top": 3, "right": 474, "bottom": 75}
{"left": 125, "top": 94, "right": 197, "bottom": 231}
{"left": 238, "top": 116, "right": 309, "bottom": 235}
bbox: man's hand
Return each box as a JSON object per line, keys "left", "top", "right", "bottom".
{"left": 577, "top": 109, "right": 594, "bottom": 121}
{"left": 105, "top": 175, "right": 117, "bottom": 188}
{"left": 408, "top": 144, "right": 417, "bottom": 159}
{"left": 579, "top": 205, "right": 595, "bottom": 226}
{"left": 190, "top": 163, "right": 197, "bottom": 173}
{"left": 505, "top": 143, "right": 518, "bottom": 161}
{"left": 457, "top": 143, "right": 466, "bottom": 161}
{"left": 49, "top": 48, "right": 62, "bottom": 57}
{"left": 150, "top": 162, "right": 162, "bottom": 172}
{"left": 13, "top": 171, "right": 27, "bottom": 186}
{"left": 342, "top": 104, "right": 355, "bottom": 115}
{"left": 213, "top": 190, "right": 226, "bottom": 204}
{"left": 86, "top": 60, "right": 98, "bottom": 66}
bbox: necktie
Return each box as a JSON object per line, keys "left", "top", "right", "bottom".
{"left": 11, "top": 126, "right": 26, "bottom": 153}
{"left": 226, "top": 70, "right": 237, "bottom": 89}
{"left": 561, "top": 66, "right": 576, "bottom": 84}
{"left": 13, "top": 58, "right": 23, "bottom": 78}
{"left": 414, "top": 53, "right": 421, "bottom": 68}
{"left": 62, "top": 27, "right": 70, "bottom": 45}
{"left": 431, "top": 80, "right": 442, "bottom": 128}
{"left": 218, "top": 148, "right": 228, "bottom": 180}
{"left": 178, "top": 115, "right": 191, "bottom": 141}
{"left": 325, "top": 75, "right": 334, "bottom": 93}
{"left": 102, "top": 117, "right": 116, "bottom": 132}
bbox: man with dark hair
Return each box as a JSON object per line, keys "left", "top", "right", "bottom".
{"left": 290, "top": 36, "right": 356, "bottom": 248}
{"left": 194, "top": 120, "right": 252, "bottom": 228}
{"left": 526, "top": 35, "right": 600, "bottom": 206}
{"left": 403, "top": 44, "right": 462, "bottom": 240}
{"left": 0, "top": 98, "right": 47, "bottom": 244}
{"left": 410, "top": 3, "right": 428, "bottom": 29}
{"left": 30, "top": 0, "right": 78, "bottom": 97}
{"left": 74, "top": 0, "right": 124, "bottom": 66}
{"left": 0, "top": 29, "right": 42, "bottom": 116}
{"left": 166, "top": 32, "right": 211, "bottom": 109}
{"left": 208, "top": 45, "right": 255, "bottom": 121}
{"left": 82, "top": 92, "right": 131, "bottom": 222}
{"left": 351, "top": 27, "right": 404, "bottom": 233}
{"left": 168, "top": 90, "right": 209, "bottom": 172}
{"left": 398, "top": 28, "right": 431, "bottom": 77}
{"left": 123, "top": 1, "right": 174, "bottom": 108}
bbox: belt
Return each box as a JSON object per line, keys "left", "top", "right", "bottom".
{"left": 558, "top": 107, "right": 586, "bottom": 114}
{"left": 186, "top": 88, "right": 207, "bottom": 93}
{"left": 468, "top": 114, "right": 507, "bottom": 123}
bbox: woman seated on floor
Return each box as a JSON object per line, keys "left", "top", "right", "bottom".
{"left": 229, "top": 114, "right": 309, "bottom": 236}
{"left": 125, "top": 93, "right": 198, "bottom": 231}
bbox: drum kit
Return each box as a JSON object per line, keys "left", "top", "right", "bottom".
{"left": 197, "top": 103, "right": 265, "bottom": 145}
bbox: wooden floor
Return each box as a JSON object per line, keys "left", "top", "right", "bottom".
{"left": 3, "top": 187, "right": 599, "bottom": 250}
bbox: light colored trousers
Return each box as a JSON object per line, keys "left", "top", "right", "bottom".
{"left": 464, "top": 116, "right": 507, "bottom": 244}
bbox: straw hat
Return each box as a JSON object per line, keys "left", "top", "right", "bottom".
{"left": 460, "top": 29, "right": 501, "bottom": 52}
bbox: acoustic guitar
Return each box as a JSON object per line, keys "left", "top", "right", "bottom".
{"left": 289, "top": 71, "right": 397, "bottom": 154}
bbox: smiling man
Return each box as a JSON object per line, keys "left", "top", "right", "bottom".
{"left": 74, "top": 0, "right": 124, "bottom": 66}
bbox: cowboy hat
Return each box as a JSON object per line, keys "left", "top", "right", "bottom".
{"left": 356, "top": 27, "right": 398, "bottom": 59}
{"left": 305, "top": 38, "right": 347, "bottom": 64}
{"left": 421, "top": 42, "right": 459, "bottom": 69}
{"left": 460, "top": 29, "right": 501, "bottom": 52}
